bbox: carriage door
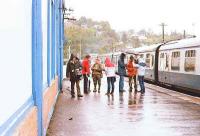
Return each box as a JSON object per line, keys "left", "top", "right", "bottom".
{"left": 164, "top": 52, "right": 169, "bottom": 82}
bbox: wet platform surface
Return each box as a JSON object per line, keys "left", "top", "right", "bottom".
{"left": 47, "top": 77, "right": 200, "bottom": 136}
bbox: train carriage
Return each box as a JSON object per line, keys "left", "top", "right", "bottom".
{"left": 133, "top": 44, "right": 161, "bottom": 82}
{"left": 98, "top": 52, "right": 121, "bottom": 65}
{"left": 99, "top": 38, "right": 200, "bottom": 95}
{"left": 158, "top": 38, "right": 200, "bottom": 93}
{"left": 126, "top": 37, "right": 200, "bottom": 95}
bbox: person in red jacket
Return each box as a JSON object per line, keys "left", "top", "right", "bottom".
{"left": 82, "top": 55, "right": 91, "bottom": 94}
{"left": 126, "top": 55, "right": 138, "bottom": 93}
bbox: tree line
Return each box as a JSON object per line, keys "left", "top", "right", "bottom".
{"left": 64, "top": 16, "right": 191, "bottom": 59}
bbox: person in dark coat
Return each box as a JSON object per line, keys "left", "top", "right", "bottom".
{"left": 118, "top": 53, "right": 126, "bottom": 92}
{"left": 74, "top": 57, "right": 83, "bottom": 96}
{"left": 134, "top": 54, "right": 139, "bottom": 64}
{"left": 66, "top": 53, "right": 75, "bottom": 79}
{"left": 66, "top": 54, "right": 83, "bottom": 98}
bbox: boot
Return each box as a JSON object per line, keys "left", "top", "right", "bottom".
{"left": 71, "top": 95, "right": 75, "bottom": 98}
{"left": 93, "top": 85, "right": 97, "bottom": 92}
{"left": 134, "top": 89, "right": 138, "bottom": 93}
{"left": 98, "top": 87, "right": 100, "bottom": 93}
{"left": 98, "top": 84, "right": 101, "bottom": 93}
{"left": 93, "top": 89, "right": 97, "bottom": 92}
{"left": 105, "top": 91, "right": 110, "bottom": 95}
{"left": 129, "top": 87, "right": 132, "bottom": 92}
{"left": 71, "top": 91, "right": 75, "bottom": 98}
{"left": 134, "top": 85, "right": 138, "bottom": 93}
{"left": 110, "top": 90, "right": 114, "bottom": 95}
{"left": 77, "top": 94, "right": 83, "bottom": 97}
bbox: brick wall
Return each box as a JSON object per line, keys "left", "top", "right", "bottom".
{"left": 12, "top": 77, "right": 59, "bottom": 136}
{"left": 13, "top": 107, "right": 38, "bottom": 136}
{"left": 43, "top": 77, "right": 58, "bottom": 132}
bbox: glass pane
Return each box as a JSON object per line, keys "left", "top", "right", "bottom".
{"left": 160, "top": 53, "right": 164, "bottom": 58}
{"left": 151, "top": 55, "right": 154, "bottom": 67}
{"left": 146, "top": 59, "right": 150, "bottom": 68}
{"left": 165, "top": 53, "right": 169, "bottom": 70}
{"left": 185, "top": 58, "right": 195, "bottom": 72}
{"left": 171, "top": 58, "right": 180, "bottom": 71}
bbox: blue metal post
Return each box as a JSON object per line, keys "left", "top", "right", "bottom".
{"left": 60, "top": 0, "right": 64, "bottom": 86}
{"left": 56, "top": 0, "right": 58, "bottom": 79}
{"left": 32, "top": 0, "right": 43, "bottom": 135}
{"left": 47, "top": 0, "right": 51, "bottom": 86}
{"left": 51, "top": 1, "right": 56, "bottom": 80}
{"left": 57, "top": 0, "right": 62, "bottom": 90}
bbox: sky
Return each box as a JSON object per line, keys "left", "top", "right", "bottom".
{"left": 66, "top": 0, "right": 200, "bottom": 36}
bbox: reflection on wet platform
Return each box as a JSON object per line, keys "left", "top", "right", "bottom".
{"left": 47, "top": 79, "right": 200, "bottom": 136}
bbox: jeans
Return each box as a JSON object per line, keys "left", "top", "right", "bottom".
{"left": 119, "top": 75, "right": 124, "bottom": 92}
{"left": 138, "top": 76, "right": 145, "bottom": 92}
{"left": 107, "top": 77, "right": 115, "bottom": 93}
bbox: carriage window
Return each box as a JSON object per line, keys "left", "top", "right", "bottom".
{"left": 160, "top": 53, "right": 164, "bottom": 58}
{"left": 151, "top": 55, "right": 154, "bottom": 67}
{"left": 146, "top": 54, "right": 151, "bottom": 68}
{"left": 171, "top": 51, "right": 180, "bottom": 71}
{"left": 159, "top": 53, "right": 168, "bottom": 71}
{"left": 159, "top": 53, "right": 164, "bottom": 70}
{"left": 165, "top": 53, "right": 169, "bottom": 70}
{"left": 140, "top": 54, "right": 144, "bottom": 58}
{"left": 185, "top": 50, "right": 196, "bottom": 72}
{"left": 114, "top": 56, "right": 118, "bottom": 64}
{"left": 159, "top": 53, "right": 165, "bottom": 71}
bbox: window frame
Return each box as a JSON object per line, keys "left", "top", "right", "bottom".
{"left": 171, "top": 51, "right": 181, "bottom": 71}
{"left": 159, "top": 52, "right": 169, "bottom": 71}
{"left": 184, "top": 50, "right": 196, "bottom": 72}
{"left": 145, "top": 53, "right": 151, "bottom": 69}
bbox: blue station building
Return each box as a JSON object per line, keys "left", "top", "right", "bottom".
{"left": 0, "top": 0, "right": 65, "bottom": 135}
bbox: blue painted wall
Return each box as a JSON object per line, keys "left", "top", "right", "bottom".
{"left": 0, "top": 0, "right": 65, "bottom": 135}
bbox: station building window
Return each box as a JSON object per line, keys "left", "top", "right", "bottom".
{"left": 171, "top": 51, "right": 180, "bottom": 71}
{"left": 185, "top": 50, "right": 196, "bottom": 72}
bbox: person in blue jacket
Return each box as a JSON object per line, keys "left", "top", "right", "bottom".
{"left": 118, "top": 53, "right": 126, "bottom": 92}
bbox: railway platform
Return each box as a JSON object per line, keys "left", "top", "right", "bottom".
{"left": 47, "top": 76, "right": 200, "bottom": 136}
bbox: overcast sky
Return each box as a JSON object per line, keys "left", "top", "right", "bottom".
{"left": 66, "top": 0, "right": 200, "bottom": 36}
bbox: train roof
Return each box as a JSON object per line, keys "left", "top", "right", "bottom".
{"left": 159, "top": 38, "right": 200, "bottom": 51}
{"left": 98, "top": 51, "right": 122, "bottom": 57}
{"left": 127, "top": 43, "right": 162, "bottom": 54}
{"left": 126, "top": 38, "right": 200, "bottom": 54}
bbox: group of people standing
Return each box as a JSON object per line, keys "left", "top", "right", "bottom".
{"left": 118, "top": 53, "right": 146, "bottom": 94}
{"left": 66, "top": 53, "right": 146, "bottom": 98}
